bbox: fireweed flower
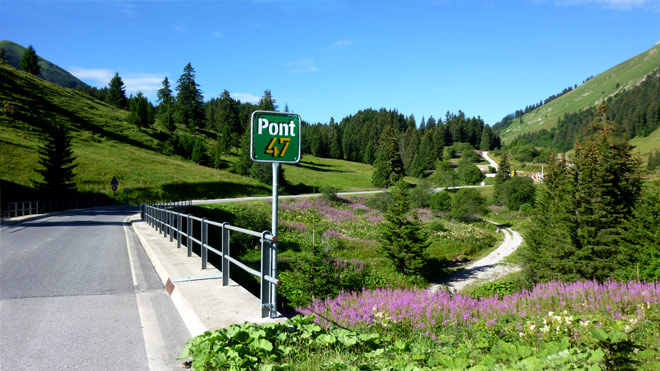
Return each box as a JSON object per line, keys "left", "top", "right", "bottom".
{"left": 300, "top": 281, "right": 660, "bottom": 332}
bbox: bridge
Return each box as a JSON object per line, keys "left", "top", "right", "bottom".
{"left": 0, "top": 205, "right": 282, "bottom": 370}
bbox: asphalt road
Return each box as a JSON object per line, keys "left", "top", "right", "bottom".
{"left": 0, "top": 207, "right": 190, "bottom": 370}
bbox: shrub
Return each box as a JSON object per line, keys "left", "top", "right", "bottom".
{"left": 408, "top": 180, "right": 433, "bottom": 208}
{"left": 429, "top": 191, "right": 452, "bottom": 212}
{"left": 366, "top": 191, "right": 391, "bottom": 212}
{"left": 450, "top": 188, "right": 487, "bottom": 221}
{"left": 457, "top": 162, "right": 485, "bottom": 185}
{"left": 432, "top": 161, "right": 457, "bottom": 187}
{"left": 499, "top": 176, "right": 535, "bottom": 210}
{"left": 319, "top": 185, "right": 340, "bottom": 203}
{"left": 519, "top": 202, "right": 533, "bottom": 215}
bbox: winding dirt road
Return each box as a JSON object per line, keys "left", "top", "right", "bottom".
{"left": 430, "top": 220, "right": 523, "bottom": 293}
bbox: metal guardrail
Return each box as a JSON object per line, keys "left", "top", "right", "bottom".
{"left": 141, "top": 203, "right": 279, "bottom": 318}
{"left": 1, "top": 199, "right": 108, "bottom": 219}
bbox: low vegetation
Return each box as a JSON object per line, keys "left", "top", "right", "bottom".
{"left": 180, "top": 281, "right": 660, "bottom": 370}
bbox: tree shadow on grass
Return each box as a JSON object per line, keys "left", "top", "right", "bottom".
{"left": 293, "top": 162, "right": 345, "bottom": 173}
{"left": 160, "top": 181, "right": 271, "bottom": 201}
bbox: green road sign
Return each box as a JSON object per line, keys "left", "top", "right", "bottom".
{"left": 250, "top": 111, "right": 301, "bottom": 163}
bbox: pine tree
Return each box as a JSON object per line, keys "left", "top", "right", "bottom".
{"left": 620, "top": 181, "right": 660, "bottom": 281}
{"left": 129, "top": 92, "right": 150, "bottom": 130}
{"left": 233, "top": 132, "right": 252, "bottom": 176}
{"left": 175, "top": 63, "right": 204, "bottom": 132}
{"left": 522, "top": 107, "right": 643, "bottom": 283}
{"left": 218, "top": 90, "right": 241, "bottom": 136}
{"left": 157, "top": 76, "right": 175, "bottom": 132}
{"left": 105, "top": 72, "right": 128, "bottom": 109}
{"left": 379, "top": 181, "right": 428, "bottom": 275}
{"left": 372, "top": 125, "right": 404, "bottom": 188}
{"left": 493, "top": 152, "right": 512, "bottom": 204}
{"left": 411, "top": 130, "right": 436, "bottom": 177}
{"left": 32, "top": 121, "right": 77, "bottom": 196}
{"left": 258, "top": 89, "right": 278, "bottom": 111}
{"left": 19, "top": 45, "right": 40, "bottom": 75}
{"left": 157, "top": 77, "right": 173, "bottom": 107}
{"left": 0, "top": 48, "right": 7, "bottom": 64}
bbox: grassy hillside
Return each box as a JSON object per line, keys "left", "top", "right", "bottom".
{"left": 498, "top": 44, "right": 660, "bottom": 143}
{"left": 0, "top": 63, "right": 381, "bottom": 204}
{"left": 0, "top": 40, "right": 88, "bottom": 89}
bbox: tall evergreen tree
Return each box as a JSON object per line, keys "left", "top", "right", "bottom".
{"left": 493, "top": 152, "right": 512, "bottom": 204}
{"left": 129, "top": 92, "right": 150, "bottom": 130}
{"left": 410, "top": 130, "right": 435, "bottom": 177}
{"left": 19, "top": 44, "right": 40, "bottom": 75}
{"left": 175, "top": 63, "right": 204, "bottom": 131}
{"left": 372, "top": 125, "right": 404, "bottom": 188}
{"left": 0, "top": 48, "right": 7, "bottom": 64}
{"left": 258, "top": 89, "right": 278, "bottom": 111}
{"left": 620, "top": 181, "right": 660, "bottom": 281}
{"left": 218, "top": 90, "right": 241, "bottom": 134}
{"left": 522, "top": 107, "right": 642, "bottom": 283}
{"left": 233, "top": 132, "right": 252, "bottom": 176}
{"left": 105, "top": 72, "right": 128, "bottom": 109}
{"left": 157, "top": 77, "right": 173, "bottom": 107}
{"left": 157, "top": 76, "right": 174, "bottom": 132}
{"left": 379, "top": 181, "right": 429, "bottom": 275}
{"left": 32, "top": 121, "right": 77, "bottom": 196}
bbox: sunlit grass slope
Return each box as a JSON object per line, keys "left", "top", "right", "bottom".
{"left": 0, "top": 63, "right": 381, "bottom": 203}
{"left": 499, "top": 44, "right": 660, "bottom": 144}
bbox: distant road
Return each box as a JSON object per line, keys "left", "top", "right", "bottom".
{"left": 0, "top": 207, "right": 190, "bottom": 370}
{"left": 481, "top": 151, "right": 499, "bottom": 170}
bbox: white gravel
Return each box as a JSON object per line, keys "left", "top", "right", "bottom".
{"left": 430, "top": 220, "right": 523, "bottom": 293}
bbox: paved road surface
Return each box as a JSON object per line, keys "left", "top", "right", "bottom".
{"left": 0, "top": 207, "right": 190, "bottom": 370}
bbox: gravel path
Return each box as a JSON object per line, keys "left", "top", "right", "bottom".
{"left": 430, "top": 220, "right": 523, "bottom": 293}
{"left": 481, "top": 151, "right": 499, "bottom": 170}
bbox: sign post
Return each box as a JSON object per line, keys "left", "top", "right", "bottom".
{"left": 111, "top": 176, "right": 119, "bottom": 205}
{"left": 250, "top": 110, "right": 301, "bottom": 317}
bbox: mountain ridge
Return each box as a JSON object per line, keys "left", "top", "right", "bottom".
{"left": 0, "top": 40, "right": 89, "bottom": 90}
{"left": 495, "top": 43, "right": 660, "bottom": 144}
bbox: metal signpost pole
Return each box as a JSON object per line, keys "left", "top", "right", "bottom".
{"left": 271, "top": 162, "right": 279, "bottom": 317}
{"left": 250, "top": 110, "right": 301, "bottom": 318}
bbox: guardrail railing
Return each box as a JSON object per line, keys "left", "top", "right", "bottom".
{"left": 141, "top": 203, "right": 279, "bottom": 318}
{"left": 1, "top": 199, "right": 108, "bottom": 219}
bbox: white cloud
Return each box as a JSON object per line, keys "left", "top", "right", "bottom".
{"left": 330, "top": 39, "right": 353, "bottom": 49}
{"left": 174, "top": 25, "right": 188, "bottom": 34}
{"left": 231, "top": 92, "right": 261, "bottom": 103}
{"left": 284, "top": 59, "right": 318, "bottom": 74}
{"left": 123, "top": 74, "right": 164, "bottom": 96}
{"left": 68, "top": 67, "right": 163, "bottom": 97}
{"left": 68, "top": 67, "right": 114, "bottom": 86}
{"left": 212, "top": 31, "right": 224, "bottom": 39}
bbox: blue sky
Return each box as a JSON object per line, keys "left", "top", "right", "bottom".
{"left": 2, "top": 0, "right": 659, "bottom": 126}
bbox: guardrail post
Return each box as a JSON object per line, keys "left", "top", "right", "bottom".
{"left": 187, "top": 214, "right": 193, "bottom": 257}
{"left": 201, "top": 218, "right": 208, "bottom": 269}
{"left": 260, "top": 231, "right": 272, "bottom": 318}
{"left": 222, "top": 222, "right": 230, "bottom": 286}
{"left": 176, "top": 213, "right": 182, "bottom": 248}
{"left": 169, "top": 211, "right": 174, "bottom": 242}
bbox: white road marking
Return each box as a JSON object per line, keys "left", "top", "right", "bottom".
{"left": 123, "top": 216, "right": 173, "bottom": 371}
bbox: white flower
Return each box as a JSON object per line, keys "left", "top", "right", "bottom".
{"left": 541, "top": 325, "right": 550, "bottom": 333}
